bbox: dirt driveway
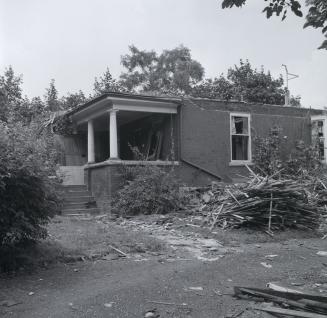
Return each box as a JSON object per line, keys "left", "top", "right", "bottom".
{"left": 1, "top": 215, "right": 327, "bottom": 318}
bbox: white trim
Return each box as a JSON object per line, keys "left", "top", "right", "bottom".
{"left": 229, "top": 112, "right": 252, "bottom": 164}
{"left": 112, "top": 103, "right": 177, "bottom": 114}
{"left": 311, "top": 115, "right": 327, "bottom": 164}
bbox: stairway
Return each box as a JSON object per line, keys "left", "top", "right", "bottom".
{"left": 61, "top": 185, "right": 100, "bottom": 215}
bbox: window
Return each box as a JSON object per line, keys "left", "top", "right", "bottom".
{"left": 230, "top": 113, "right": 251, "bottom": 163}
{"left": 312, "top": 119, "right": 325, "bottom": 161}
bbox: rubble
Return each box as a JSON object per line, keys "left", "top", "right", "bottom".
{"left": 197, "top": 171, "right": 326, "bottom": 233}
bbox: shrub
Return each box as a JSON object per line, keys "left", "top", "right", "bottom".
{"left": 113, "top": 165, "right": 185, "bottom": 216}
{"left": 253, "top": 126, "right": 321, "bottom": 178}
{"left": 0, "top": 120, "right": 61, "bottom": 271}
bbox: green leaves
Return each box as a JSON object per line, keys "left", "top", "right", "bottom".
{"left": 192, "top": 60, "right": 288, "bottom": 105}
{"left": 120, "top": 45, "right": 204, "bottom": 94}
{"left": 221, "top": 0, "right": 327, "bottom": 49}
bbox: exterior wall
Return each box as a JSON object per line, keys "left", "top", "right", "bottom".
{"left": 84, "top": 164, "right": 124, "bottom": 212}
{"left": 56, "top": 134, "right": 87, "bottom": 166}
{"left": 85, "top": 161, "right": 178, "bottom": 213}
{"left": 179, "top": 99, "right": 317, "bottom": 185}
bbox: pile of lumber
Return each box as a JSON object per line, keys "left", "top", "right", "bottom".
{"left": 201, "top": 173, "right": 324, "bottom": 232}
{"left": 235, "top": 286, "right": 327, "bottom": 317}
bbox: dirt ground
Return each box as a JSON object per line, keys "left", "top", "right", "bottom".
{"left": 0, "top": 213, "right": 327, "bottom": 318}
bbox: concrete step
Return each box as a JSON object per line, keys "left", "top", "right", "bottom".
{"left": 62, "top": 185, "right": 87, "bottom": 191}
{"left": 62, "top": 201, "right": 97, "bottom": 209}
{"left": 64, "top": 191, "right": 92, "bottom": 198}
{"left": 63, "top": 196, "right": 95, "bottom": 203}
{"left": 61, "top": 208, "right": 100, "bottom": 215}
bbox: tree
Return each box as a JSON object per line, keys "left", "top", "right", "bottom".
{"left": 120, "top": 45, "right": 204, "bottom": 94}
{"left": 192, "top": 60, "right": 291, "bottom": 105}
{"left": 93, "top": 67, "right": 127, "bottom": 96}
{"left": 44, "top": 79, "right": 61, "bottom": 112}
{"left": 61, "top": 90, "right": 86, "bottom": 110}
{"left": 191, "top": 76, "right": 234, "bottom": 100}
{"left": 221, "top": 0, "right": 327, "bottom": 49}
{"left": 0, "top": 66, "right": 23, "bottom": 122}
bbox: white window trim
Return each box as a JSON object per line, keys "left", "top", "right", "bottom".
{"left": 229, "top": 112, "right": 252, "bottom": 166}
{"left": 311, "top": 115, "right": 327, "bottom": 164}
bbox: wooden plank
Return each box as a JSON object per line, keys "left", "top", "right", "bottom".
{"left": 234, "top": 286, "right": 327, "bottom": 303}
{"left": 252, "top": 305, "right": 327, "bottom": 318}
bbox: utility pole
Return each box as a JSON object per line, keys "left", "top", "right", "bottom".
{"left": 282, "top": 64, "right": 299, "bottom": 106}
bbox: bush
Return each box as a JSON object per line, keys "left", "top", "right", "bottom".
{"left": 113, "top": 165, "right": 185, "bottom": 216}
{"left": 0, "top": 120, "right": 61, "bottom": 271}
{"left": 253, "top": 126, "right": 321, "bottom": 178}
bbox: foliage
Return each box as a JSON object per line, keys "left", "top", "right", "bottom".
{"left": 221, "top": 0, "right": 327, "bottom": 50}
{"left": 192, "top": 60, "right": 290, "bottom": 105}
{"left": 44, "top": 79, "right": 61, "bottom": 112}
{"left": 304, "top": 0, "right": 327, "bottom": 50}
{"left": 0, "top": 120, "right": 61, "bottom": 271}
{"left": 93, "top": 67, "right": 128, "bottom": 96}
{"left": 191, "top": 76, "right": 234, "bottom": 100}
{"left": 253, "top": 126, "right": 321, "bottom": 178}
{"left": 0, "top": 66, "right": 23, "bottom": 122}
{"left": 253, "top": 126, "right": 284, "bottom": 175}
{"left": 113, "top": 165, "right": 185, "bottom": 216}
{"left": 61, "top": 90, "right": 86, "bottom": 110}
{"left": 120, "top": 45, "right": 204, "bottom": 94}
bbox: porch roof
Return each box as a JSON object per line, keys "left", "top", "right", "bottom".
{"left": 69, "top": 92, "right": 181, "bottom": 125}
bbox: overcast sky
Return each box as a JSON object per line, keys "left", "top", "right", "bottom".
{"left": 1, "top": 0, "right": 326, "bottom": 108}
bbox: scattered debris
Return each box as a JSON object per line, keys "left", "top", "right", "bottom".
{"left": 265, "top": 254, "right": 278, "bottom": 259}
{"left": 144, "top": 308, "right": 160, "bottom": 318}
{"left": 108, "top": 244, "right": 128, "bottom": 257}
{"left": 147, "top": 300, "right": 188, "bottom": 307}
{"left": 267, "top": 282, "right": 303, "bottom": 294}
{"left": 0, "top": 300, "right": 21, "bottom": 307}
{"left": 252, "top": 305, "right": 327, "bottom": 318}
{"left": 188, "top": 286, "right": 204, "bottom": 291}
{"left": 235, "top": 286, "right": 327, "bottom": 316}
{"left": 198, "top": 172, "right": 324, "bottom": 232}
{"left": 260, "top": 262, "right": 272, "bottom": 269}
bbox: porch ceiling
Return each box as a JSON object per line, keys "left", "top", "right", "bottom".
{"left": 72, "top": 94, "right": 178, "bottom": 126}
{"left": 77, "top": 111, "right": 154, "bottom": 131}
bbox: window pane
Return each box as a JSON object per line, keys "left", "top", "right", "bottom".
{"left": 232, "top": 116, "right": 248, "bottom": 135}
{"left": 232, "top": 135, "right": 248, "bottom": 160}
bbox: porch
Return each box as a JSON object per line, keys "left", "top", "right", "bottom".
{"left": 59, "top": 93, "right": 180, "bottom": 212}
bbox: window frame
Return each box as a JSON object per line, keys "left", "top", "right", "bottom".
{"left": 311, "top": 115, "right": 327, "bottom": 164}
{"left": 229, "top": 112, "right": 252, "bottom": 165}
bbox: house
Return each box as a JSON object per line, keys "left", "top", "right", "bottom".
{"left": 55, "top": 92, "right": 325, "bottom": 213}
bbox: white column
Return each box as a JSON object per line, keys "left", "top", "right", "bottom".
{"left": 109, "top": 109, "right": 119, "bottom": 159}
{"left": 87, "top": 119, "right": 95, "bottom": 163}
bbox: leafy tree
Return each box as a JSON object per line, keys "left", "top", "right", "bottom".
{"left": 192, "top": 60, "right": 289, "bottom": 105}
{"left": 120, "top": 45, "right": 204, "bottom": 94}
{"left": 93, "top": 67, "right": 127, "bottom": 96}
{"left": 44, "top": 79, "right": 61, "bottom": 112}
{"left": 221, "top": 0, "right": 327, "bottom": 49}
{"left": 0, "top": 66, "right": 23, "bottom": 122}
{"left": 61, "top": 90, "right": 86, "bottom": 110}
{"left": 191, "top": 76, "right": 234, "bottom": 100}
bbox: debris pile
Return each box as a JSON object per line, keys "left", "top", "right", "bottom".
{"left": 235, "top": 285, "right": 327, "bottom": 317}
{"left": 200, "top": 173, "right": 325, "bottom": 232}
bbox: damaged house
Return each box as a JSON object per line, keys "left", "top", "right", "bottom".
{"left": 54, "top": 92, "right": 326, "bottom": 213}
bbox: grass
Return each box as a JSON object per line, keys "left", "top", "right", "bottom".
{"left": 0, "top": 215, "right": 167, "bottom": 273}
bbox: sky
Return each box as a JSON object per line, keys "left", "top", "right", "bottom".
{"left": 1, "top": 0, "right": 326, "bottom": 108}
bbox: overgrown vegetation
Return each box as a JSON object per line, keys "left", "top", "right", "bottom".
{"left": 113, "top": 165, "right": 185, "bottom": 216}
{"left": 252, "top": 126, "right": 322, "bottom": 178}
{"left": 0, "top": 121, "right": 62, "bottom": 272}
